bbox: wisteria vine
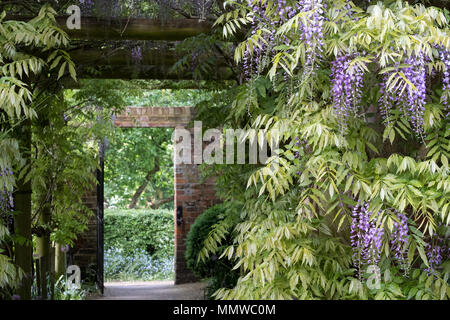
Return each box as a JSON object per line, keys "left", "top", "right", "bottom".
{"left": 390, "top": 212, "right": 409, "bottom": 275}
{"left": 438, "top": 46, "right": 450, "bottom": 117}
{"left": 0, "top": 167, "right": 14, "bottom": 214}
{"left": 331, "top": 53, "right": 365, "bottom": 133}
{"left": 379, "top": 52, "right": 428, "bottom": 137}
{"left": 350, "top": 203, "right": 417, "bottom": 280}
{"left": 425, "top": 231, "right": 448, "bottom": 277}
{"left": 0, "top": 167, "right": 14, "bottom": 236}
{"left": 243, "top": 0, "right": 325, "bottom": 80}
{"left": 350, "top": 202, "right": 384, "bottom": 279}
{"left": 298, "top": 0, "right": 325, "bottom": 75}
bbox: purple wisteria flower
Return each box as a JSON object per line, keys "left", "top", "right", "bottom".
{"left": 243, "top": 0, "right": 325, "bottom": 80}
{"left": 294, "top": 135, "right": 309, "bottom": 167}
{"left": 331, "top": 53, "right": 365, "bottom": 133}
{"left": 131, "top": 46, "right": 143, "bottom": 65}
{"left": 405, "top": 52, "right": 427, "bottom": 136}
{"left": 242, "top": 0, "right": 277, "bottom": 79}
{"left": 425, "top": 232, "right": 448, "bottom": 277}
{"left": 78, "top": 0, "right": 94, "bottom": 6}
{"left": 390, "top": 212, "right": 409, "bottom": 275}
{"left": 350, "top": 202, "right": 384, "bottom": 279}
{"left": 379, "top": 63, "right": 399, "bottom": 126}
{"left": 0, "top": 167, "right": 14, "bottom": 213}
{"left": 379, "top": 51, "right": 428, "bottom": 137}
{"left": 78, "top": 0, "right": 94, "bottom": 13}
{"left": 298, "top": 0, "right": 325, "bottom": 74}
{"left": 438, "top": 46, "right": 450, "bottom": 117}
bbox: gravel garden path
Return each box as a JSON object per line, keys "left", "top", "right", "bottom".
{"left": 88, "top": 280, "right": 207, "bottom": 300}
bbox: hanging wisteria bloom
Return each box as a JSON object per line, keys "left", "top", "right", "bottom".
{"left": 131, "top": 46, "right": 143, "bottom": 65}
{"left": 379, "top": 51, "right": 428, "bottom": 136}
{"left": 0, "top": 167, "right": 14, "bottom": 214}
{"left": 438, "top": 46, "right": 450, "bottom": 117}
{"left": 379, "top": 62, "right": 401, "bottom": 126}
{"left": 390, "top": 212, "right": 409, "bottom": 275}
{"left": 350, "top": 202, "right": 384, "bottom": 279}
{"left": 242, "top": 0, "right": 325, "bottom": 82}
{"left": 298, "top": 0, "right": 325, "bottom": 75}
{"left": 242, "top": 0, "right": 281, "bottom": 80}
{"left": 78, "top": 0, "right": 94, "bottom": 6}
{"left": 78, "top": 0, "right": 94, "bottom": 13}
{"left": 405, "top": 52, "right": 427, "bottom": 136}
{"left": 242, "top": 1, "right": 265, "bottom": 79}
{"left": 273, "top": 0, "right": 298, "bottom": 23}
{"left": 331, "top": 53, "right": 365, "bottom": 133}
{"left": 294, "top": 134, "right": 308, "bottom": 175}
{"left": 425, "top": 232, "right": 448, "bottom": 277}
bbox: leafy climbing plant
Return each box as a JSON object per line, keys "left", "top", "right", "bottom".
{"left": 195, "top": 0, "right": 450, "bottom": 300}
{"left": 0, "top": 4, "right": 79, "bottom": 297}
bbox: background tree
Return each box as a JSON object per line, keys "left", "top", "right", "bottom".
{"left": 104, "top": 89, "right": 214, "bottom": 209}
{"left": 105, "top": 127, "right": 174, "bottom": 209}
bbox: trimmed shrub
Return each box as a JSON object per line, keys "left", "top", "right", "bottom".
{"left": 104, "top": 209, "right": 174, "bottom": 259}
{"left": 185, "top": 203, "right": 241, "bottom": 298}
{"left": 185, "top": 204, "right": 224, "bottom": 277}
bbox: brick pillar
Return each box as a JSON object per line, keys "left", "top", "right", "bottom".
{"left": 174, "top": 127, "right": 219, "bottom": 284}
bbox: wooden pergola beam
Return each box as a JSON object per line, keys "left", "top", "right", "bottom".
{"left": 6, "top": 16, "right": 212, "bottom": 41}
{"left": 69, "top": 48, "right": 179, "bottom": 66}
{"left": 76, "top": 64, "right": 232, "bottom": 80}
{"left": 68, "top": 46, "right": 231, "bottom": 81}
{"left": 62, "top": 79, "right": 235, "bottom": 90}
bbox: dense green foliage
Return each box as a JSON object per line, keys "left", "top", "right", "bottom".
{"left": 186, "top": 204, "right": 224, "bottom": 277}
{"left": 0, "top": 5, "right": 147, "bottom": 298}
{"left": 125, "top": 89, "right": 215, "bottom": 107}
{"left": 1, "top": 0, "right": 449, "bottom": 301}
{"left": 0, "top": 4, "right": 81, "bottom": 298}
{"left": 193, "top": 0, "right": 450, "bottom": 300}
{"left": 186, "top": 203, "right": 242, "bottom": 298}
{"left": 105, "top": 128, "right": 174, "bottom": 209}
{"left": 104, "top": 209, "right": 174, "bottom": 281}
{"left": 104, "top": 209, "right": 174, "bottom": 259}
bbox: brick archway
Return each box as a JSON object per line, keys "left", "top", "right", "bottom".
{"left": 73, "top": 106, "right": 218, "bottom": 289}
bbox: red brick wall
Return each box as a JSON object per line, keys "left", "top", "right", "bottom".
{"left": 114, "top": 106, "right": 193, "bottom": 128}
{"left": 174, "top": 127, "right": 220, "bottom": 283}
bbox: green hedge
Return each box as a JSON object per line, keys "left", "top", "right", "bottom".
{"left": 104, "top": 209, "right": 174, "bottom": 259}
{"left": 185, "top": 204, "right": 224, "bottom": 277}
{"left": 185, "top": 203, "right": 241, "bottom": 298}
